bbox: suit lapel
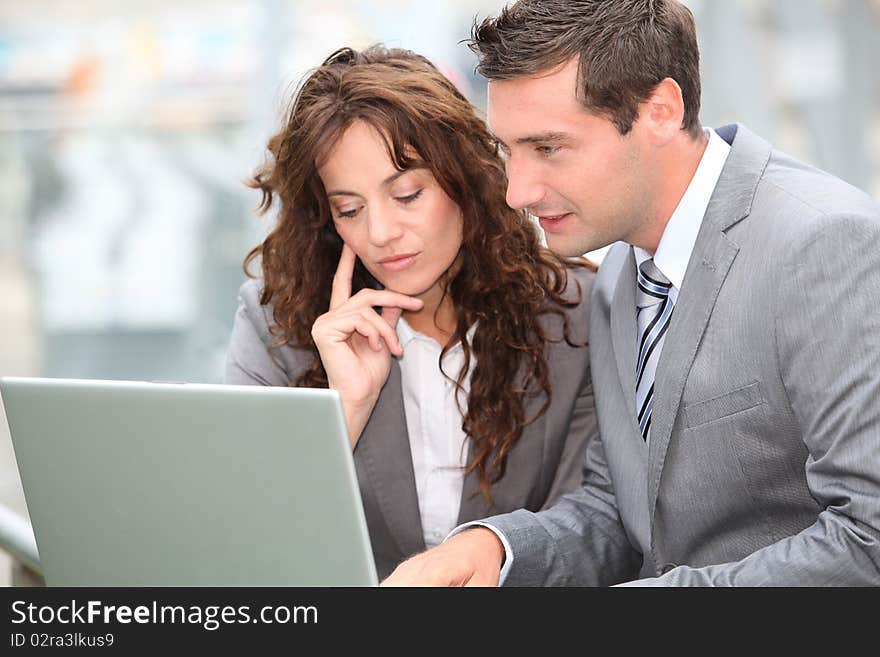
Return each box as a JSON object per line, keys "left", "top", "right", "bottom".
{"left": 646, "top": 123, "right": 771, "bottom": 523}
{"left": 646, "top": 229, "right": 739, "bottom": 520}
{"left": 455, "top": 349, "right": 549, "bottom": 522}
{"left": 355, "top": 360, "right": 425, "bottom": 557}
{"left": 610, "top": 247, "right": 640, "bottom": 425}
{"left": 456, "top": 439, "right": 482, "bottom": 522}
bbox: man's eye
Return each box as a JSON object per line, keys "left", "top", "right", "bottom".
{"left": 396, "top": 189, "right": 423, "bottom": 204}
{"left": 536, "top": 145, "right": 559, "bottom": 156}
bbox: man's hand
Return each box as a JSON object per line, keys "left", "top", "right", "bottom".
{"left": 380, "top": 527, "right": 505, "bottom": 587}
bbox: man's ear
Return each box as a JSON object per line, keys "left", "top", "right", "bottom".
{"left": 638, "top": 77, "right": 687, "bottom": 146}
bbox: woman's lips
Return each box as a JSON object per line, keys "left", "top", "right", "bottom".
{"left": 378, "top": 253, "right": 419, "bottom": 272}
{"left": 537, "top": 213, "right": 573, "bottom": 233}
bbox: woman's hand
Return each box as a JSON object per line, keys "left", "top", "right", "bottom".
{"left": 311, "top": 244, "right": 423, "bottom": 448}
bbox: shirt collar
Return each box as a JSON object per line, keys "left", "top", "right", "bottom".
{"left": 396, "top": 315, "right": 477, "bottom": 351}
{"left": 396, "top": 314, "right": 417, "bottom": 349}
{"left": 633, "top": 127, "right": 731, "bottom": 290}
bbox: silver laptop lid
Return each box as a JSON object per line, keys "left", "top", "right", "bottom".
{"left": 0, "top": 377, "right": 378, "bottom": 586}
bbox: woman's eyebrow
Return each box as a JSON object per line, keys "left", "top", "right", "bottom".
{"left": 382, "top": 170, "right": 411, "bottom": 186}
{"left": 326, "top": 170, "right": 413, "bottom": 198}
{"left": 326, "top": 189, "right": 361, "bottom": 198}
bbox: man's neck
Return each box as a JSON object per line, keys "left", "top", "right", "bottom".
{"left": 638, "top": 131, "right": 709, "bottom": 255}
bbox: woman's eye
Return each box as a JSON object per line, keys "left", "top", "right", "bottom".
{"left": 395, "top": 189, "right": 423, "bottom": 204}
{"left": 536, "top": 145, "right": 559, "bottom": 156}
{"left": 335, "top": 207, "right": 360, "bottom": 219}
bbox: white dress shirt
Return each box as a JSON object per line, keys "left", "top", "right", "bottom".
{"left": 457, "top": 127, "right": 732, "bottom": 586}
{"left": 395, "top": 316, "right": 477, "bottom": 549}
{"left": 633, "top": 127, "right": 731, "bottom": 294}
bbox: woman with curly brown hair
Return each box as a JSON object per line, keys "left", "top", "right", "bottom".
{"left": 225, "top": 45, "right": 599, "bottom": 579}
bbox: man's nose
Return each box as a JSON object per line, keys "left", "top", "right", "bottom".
{"left": 504, "top": 156, "right": 544, "bottom": 211}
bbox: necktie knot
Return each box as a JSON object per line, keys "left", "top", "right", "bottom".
{"left": 636, "top": 259, "right": 672, "bottom": 309}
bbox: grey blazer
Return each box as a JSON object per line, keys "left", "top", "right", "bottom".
{"left": 225, "top": 266, "right": 598, "bottom": 580}
{"left": 487, "top": 124, "right": 880, "bottom": 586}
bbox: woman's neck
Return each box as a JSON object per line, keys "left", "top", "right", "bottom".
{"left": 402, "top": 282, "right": 457, "bottom": 346}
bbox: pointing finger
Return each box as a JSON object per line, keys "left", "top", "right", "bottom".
{"left": 330, "top": 243, "right": 357, "bottom": 310}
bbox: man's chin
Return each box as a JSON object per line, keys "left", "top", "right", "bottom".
{"left": 545, "top": 230, "right": 613, "bottom": 258}
{"left": 545, "top": 236, "right": 591, "bottom": 258}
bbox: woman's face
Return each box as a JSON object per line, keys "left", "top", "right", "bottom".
{"left": 317, "top": 120, "right": 464, "bottom": 301}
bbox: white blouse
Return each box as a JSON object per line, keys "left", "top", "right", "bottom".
{"left": 395, "top": 317, "right": 477, "bottom": 549}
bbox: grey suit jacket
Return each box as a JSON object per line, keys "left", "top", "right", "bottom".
{"left": 225, "top": 267, "right": 598, "bottom": 580}
{"left": 487, "top": 124, "right": 880, "bottom": 586}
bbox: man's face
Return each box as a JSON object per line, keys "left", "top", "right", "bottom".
{"left": 487, "top": 57, "right": 654, "bottom": 256}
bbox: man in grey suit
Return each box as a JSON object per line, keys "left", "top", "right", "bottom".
{"left": 383, "top": 0, "right": 880, "bottom": 586}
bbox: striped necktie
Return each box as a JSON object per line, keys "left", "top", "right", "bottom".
{"left": 635, "top": 259, "right": 674, "bottom": 442}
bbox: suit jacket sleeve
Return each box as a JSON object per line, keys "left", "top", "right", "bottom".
{"left": 486, "top": 425, "right": 641, "bottom": 586}
{"left": 481, "top": 267, "right": 641, "bottom": 586}
{"left": 638, "top": 210, "right": 880, "bottom": 586}
{"left": 540, "top": 360, "right": 596, "bottom": 509}
{"left": 224, "top": 280, "right": 297, "bottom": 387}
{"left": 540, "top": 270, "right": 600, "bottom": 509}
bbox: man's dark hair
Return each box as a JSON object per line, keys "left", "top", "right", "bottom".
{"left": 469, "top": 0, "right": 702, "bottom": 138}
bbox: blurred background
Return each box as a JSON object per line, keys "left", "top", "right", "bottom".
{"left": 1, "top": 0, "right": 879, "bottom": 580}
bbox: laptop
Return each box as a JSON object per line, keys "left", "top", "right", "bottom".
{"left": 0, "top": 376, "right": 378, "bottom": 586}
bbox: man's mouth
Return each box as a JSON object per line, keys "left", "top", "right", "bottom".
{"left": 536, "top": 213, "right": 573, "bottom": 233}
